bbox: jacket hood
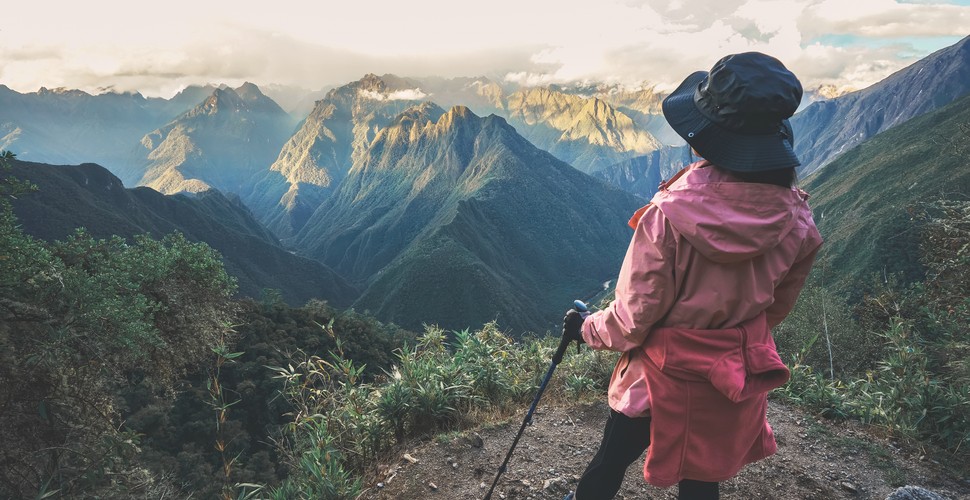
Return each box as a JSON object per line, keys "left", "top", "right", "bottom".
{"left": 652, "top": 161, "right": 809, "bottom": 263}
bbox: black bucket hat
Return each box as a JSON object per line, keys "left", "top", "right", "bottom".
{"left": 662, "top": 52, "right": 803, "bottom": 172}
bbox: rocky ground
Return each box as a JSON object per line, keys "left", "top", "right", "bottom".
{"left": 358, "top": 400, "right": 970, "bottom": 499}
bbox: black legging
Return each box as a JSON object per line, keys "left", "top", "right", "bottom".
{"left": 574, "top": 409, "right": 719, "bottom": 500}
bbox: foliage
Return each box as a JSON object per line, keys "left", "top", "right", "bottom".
{"left": 0, "top": 151, "right": 237, "bottom": 498}
{"left": 269, "top": 321, "right": 618, "bottom": 498}
{"left": 847, "top": 318, "right": 970, "bottom": 451}
{"left": 773, "top": 281, "right": 880, "bottom": 378}
{"left": 775, "top": 198, "right": 970, "bottom": 456}
{"left": 801, "top": 91, "right": 970, "bottom": 297}
{"left": 121, "top": 298, "right": 414, "bottom": 498}
{"left": 850, "top": 200, "right": 970, "bottom": 451}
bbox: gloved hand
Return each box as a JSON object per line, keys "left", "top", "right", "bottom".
{"left": 562, "top": 308, "right": 590, "bottom": 344}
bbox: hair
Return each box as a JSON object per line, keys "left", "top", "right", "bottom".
{"left": 690, "top": 150, "right": 798, "bottom": 188}
{"left": 724, "top": 166, "right": 796, "bottom": 188}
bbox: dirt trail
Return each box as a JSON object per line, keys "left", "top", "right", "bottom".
{"left": 359, "top": 401, "right": 969, "bottom": 499}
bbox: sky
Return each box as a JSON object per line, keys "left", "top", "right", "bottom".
{"left": 1, "top": 0, "right": 969, "bottom": 98}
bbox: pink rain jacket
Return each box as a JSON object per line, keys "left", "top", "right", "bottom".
{"left": 581, "top": 160, "right": 822, "bottom": 487}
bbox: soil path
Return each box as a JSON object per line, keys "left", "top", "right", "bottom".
{"left": 360, "top": 400, "right": 969, "bottom": 499}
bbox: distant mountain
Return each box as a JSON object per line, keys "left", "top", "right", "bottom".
{"left": 245, "top": 75, "right": 427, "bottom": 238}
{"left": 362, "top": 76, "right": 665, "bottom": 174}
{"left": 593, "top": 145, "right": 694, "bottom": 200}
{"left": 503, "top": 87, "right": 662, "bottom": 173}
{"left": 0, "top": 86, "right": 196, "bottom": 184}
{"left": 295, "top": 104, "right": 643, "bottom": 333}
{"left": 168, "top": 84, "right": 222, "bottom": 113}
{"left": 792, "top": 35, "right": 970, "bottom": 175}
{"left": 230, "top": 75, "right": 665, "bottom": 237}
{"left": 803, "top": 91, "right": 970, "bottom": 292}
{"left": 9, "top": 159, "right": 357, "bottom": 306}
{"left": 556, "top": 83, "right": 682, "bottom": 146}
{"left": 803, "top": 84, "right": 856, "bottom": 103}
{"left": 136, "top": 83, "right": 297, "bottom": 197}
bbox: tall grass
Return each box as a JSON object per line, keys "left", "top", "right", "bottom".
{"left": 775, "top": 199, "right": 970, "bottom": 457}
{"left": 265, "top": 321, "right": 618, "bottom": 498}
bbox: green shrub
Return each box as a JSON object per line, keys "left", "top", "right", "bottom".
{"left": 846, "top": 318, "right": 970, "bottom": 451}
{"left": 268, "top": 320, "right": 617, "bottom": 498}
{"left": 0, "top": 150, "right": 237, "bottom": 498}
{"left": 272, "top": 417, "right": 362, "bottom": 500}
{"left": 774, "top": 199, "right": 970, "bottom": 456}
{"left": 773, "top": 282, "right": 880, "bottom": 378}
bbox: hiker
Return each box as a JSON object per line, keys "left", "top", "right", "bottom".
{"left": 561, "top": 52, "right": 823, "bottom": 500}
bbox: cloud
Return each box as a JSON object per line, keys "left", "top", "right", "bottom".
{"left": 504, "top": 71, "right": 559, "bottom": 87}
{"left": 504, "top": 0, "right": 969, "bottom": 91}
{"left": 359, "top": 88, "right": 430, "bottom": 101}
{"left": 1, "top": 0, "right": 968, "bottom": 97}
{"left": 630, "top": 0, "right": 749, "bottom": 28}
{"left": 802, "top": 0, "right": 970, "bottom": 37}
{"left": 0, "top": 26, "right": 539, "bottom": 98}
{"left": 387, "top": 89, "right": 430, "bottom": 100}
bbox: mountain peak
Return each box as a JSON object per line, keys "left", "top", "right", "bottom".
{"left": 37, "top": 87, "right": 91, "bottom": 98}
{"left": 174, "top": 84, "right": 219, "bottom": 98}
{"left": 442, "top": 104, "right": 474, "bottom": 120}
{"left": 358, "top": 74, "right": 387, "bottom": 93}
{"left": 234, "top": 82, "right": 264, "bottom": 99}
{"left": 93, "top": 88, "right": 146, "bottom": 100}
{"left": 191, "top": 85, "right": 285, "bottom": 117}
{"left": 372, "top": 102, "right": 447, "bottom": 147}
{"left": 203, "top": 87, "right": 245, "bottom": 113}
{"left": 398, "top": 102, "right": 446, "bottom": 123}
{"left": 232, "top": 82, "right": 286, "bottom": 114}
{"left": 434, "top": 105, "right": 486, "bottom": 135}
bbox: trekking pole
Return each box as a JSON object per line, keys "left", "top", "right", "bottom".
{"left": 483, "top": 300, "right": 588, "bottom": 500}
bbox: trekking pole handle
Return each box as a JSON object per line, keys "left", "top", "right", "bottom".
{"left": 553, "top": 300, "right": 589, "bottom": 365}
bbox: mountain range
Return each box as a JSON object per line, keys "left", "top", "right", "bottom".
{"left": 246, "top": 74, "right": 427, "bottom": 238}
{"left": 792, "top": 35, "right": 970, "bottom": 175}
{"left": 801, "top": 90, "right": 970, "bottom": 292}
{"left": 4, "top": 35, "right": 970, "bottom": 331}
{"left": 136, "top": 83, "right": 298, "bottom": 196}
{"left": 238, "top": 74, "right": 668, "bottom": 238}
{"left": 8, "top": 159, "right": 356, "bottom": 307}
{"left": 296, "top": 104, "right": 644, "bottom": 332}
{"left": 0, "top": 86, "right": 188, "bottom": 180}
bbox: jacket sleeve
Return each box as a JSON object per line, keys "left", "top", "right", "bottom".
{"left": 765, "top": 233, "right": 822, "bottom": 328}
{"left": 582, "top": 205, "right": 677, "bottom": 352}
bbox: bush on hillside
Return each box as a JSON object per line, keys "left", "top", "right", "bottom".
{"left": 267, "top": 322, "right": 619, "bottom": 498}
{"left": 121, "top": 297, "right": 415, "bottom": 498}
{"left": 776, "top": 198, "right": 970, "bottom": 455}
{"left": 0, "top": 153, "right": 238, "bottom": 498}
{"left": 773, "top": 281, "right": 881, "bottom": 378}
